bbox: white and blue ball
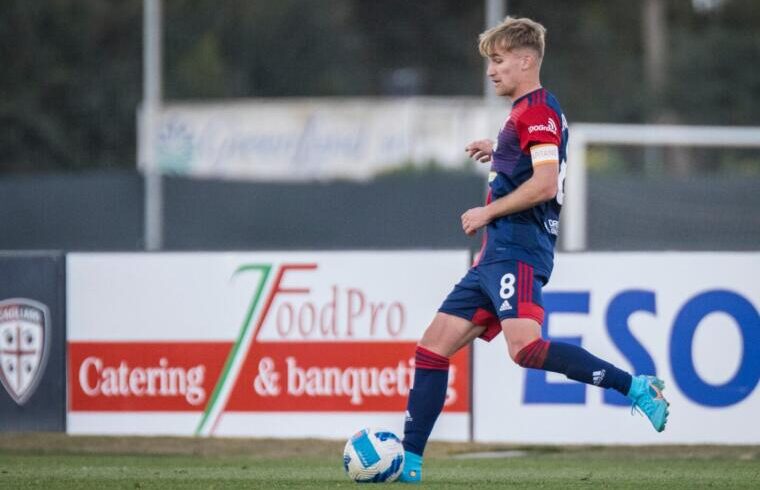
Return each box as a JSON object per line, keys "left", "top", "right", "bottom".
{"left": 343, "top": 428, "right": 404, "bottom": 483}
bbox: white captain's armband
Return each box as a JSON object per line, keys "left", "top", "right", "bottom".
{"left": 530, "top": 144, "right": 559, "bottom": 167}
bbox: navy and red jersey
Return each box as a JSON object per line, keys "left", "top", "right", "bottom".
{"left": 477, "top": 87, "right": 568, "bottom": 279}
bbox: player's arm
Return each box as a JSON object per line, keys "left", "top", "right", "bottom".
{"left": 461, "top": 151, "right": 558, "bottom": 235}
{"left": 461, "top": 105, "right": 561, "bottom": 236}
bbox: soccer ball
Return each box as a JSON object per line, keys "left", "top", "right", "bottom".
{"left": 342, "top": 427, "right": 405, "bottom": 483}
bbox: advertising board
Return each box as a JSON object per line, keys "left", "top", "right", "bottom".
{"left": 0, "top": 252, "right": 66, "bottom": 432}
{"left": 474, "top": 253, "right": 760, "bottom": 444}
{"left": 138, "top": 99, "right": 488, "bottom": 180}
{"left": 67, "top": 251, "right": 471, "bottom": 439}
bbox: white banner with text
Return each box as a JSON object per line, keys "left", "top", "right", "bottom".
{"left": 138, "top": 98, "right": 490, "bottom": 180}
{"left": 474, "top": 252, "right": 760, "bottom": 444}
{"left": 67, "top": 251, "right": 470, "bottom": 439}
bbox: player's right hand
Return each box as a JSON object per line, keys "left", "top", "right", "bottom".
{"left": 465, "top": 139, "right": 495, "bottom": 163}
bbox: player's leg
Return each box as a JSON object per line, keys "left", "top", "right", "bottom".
{"left": 502, "top": 317, "right": 669, "bottom": 432}
{"left": 400, "top": 312, "right": 485, "bottom": 483}
{"left": 502, "top": 316, "right": 633, "bottom": 397}
{"left": 404, "top": 311, "right": 484, "bottom": 455}
{"left": 483, "top": 261, "right": 669, "bottom": 432}
{"left": 418, "top": 311, "right": 486, "bottom": 357}
{"left": 400, "top": 269, "right": 491, "bottom": 483}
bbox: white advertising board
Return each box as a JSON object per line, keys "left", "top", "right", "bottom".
{"left": 474, "top": 253, "right": 760, "bottom": 444}
{"left": 138, "top": 98, "right": 490, "bottom": 180}
{"left": 67, "top": 251, "right": 471, "bottom": 439}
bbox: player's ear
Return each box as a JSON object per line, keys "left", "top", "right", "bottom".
{"left": 520, "top": 53, "right": 533, "bottom": 71}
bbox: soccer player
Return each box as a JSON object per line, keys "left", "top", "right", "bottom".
{"left": 399, "top": 16, "right": 669, "bottom": 483}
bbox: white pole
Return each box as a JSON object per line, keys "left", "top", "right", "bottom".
{"left": 484, "top": 0, "right": 506, "bottom": 99}
{"left": 472, "top": 0, "right": 508, "bottom": 445}
{"left": 143, "top": 0, "right": 163, "bottom": 251}
{"left": 483, "top": 0, "right": 507, "bottom": 178}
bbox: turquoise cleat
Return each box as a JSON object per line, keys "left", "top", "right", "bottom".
{"left": 398, "top": 450, "right": 422, "bottom": 483}
{"left": 628, "top": 375, "right": 670, "bottom": 432}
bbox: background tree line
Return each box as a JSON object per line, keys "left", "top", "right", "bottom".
{"left": 1, "top": 0, "right": 758, "bottom": 173}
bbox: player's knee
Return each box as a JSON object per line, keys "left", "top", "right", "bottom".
{"left": 418, "top": 313, "right": 471, "bottom": 358}
{"left": 417, "top": 338, "right": 445, "bottom": 358}
{"left": 418, "top": 323, "right": 445, "bottom": 354}
{"left": 502, "top": 318, "right": 543, "bottom": 365}
{"left": 418, "top": 336, "right": 451, "bottom": 360}
{"left": 507, "top": 340, "right": 531, "bottom": 364}
{"left": 510, "top": 338, "right": 549, "bottom": 368}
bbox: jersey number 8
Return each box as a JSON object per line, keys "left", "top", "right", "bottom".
{"left": 500, "top": 273, "right": 516, "bottom": 300}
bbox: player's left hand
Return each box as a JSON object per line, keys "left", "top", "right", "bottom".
{"left": 465, "top": 139, "right": 495, "bottom": 163}
{"left": 461, "top": 207, "right": 491, "bottom": 236}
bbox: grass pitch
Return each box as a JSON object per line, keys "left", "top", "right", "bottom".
{"left": 1, "top": 434, "right": 759, "bottom": 489}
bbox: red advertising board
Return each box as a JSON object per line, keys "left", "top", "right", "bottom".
{"left": 69, "top": 342, "right": 231, "bottom": 411}
{"left": 69, "top": 341, "right": 469, "bottom": 413}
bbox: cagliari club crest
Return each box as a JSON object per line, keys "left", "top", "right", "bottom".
{"left": 0, "top": 299, "right": 51, "bottom": 405}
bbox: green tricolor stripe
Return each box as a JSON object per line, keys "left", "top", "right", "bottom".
{"left": 195, "top": 263, "right": 272, "bottom": 435}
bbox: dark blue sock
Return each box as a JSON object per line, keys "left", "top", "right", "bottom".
{"left": 402, "top": 346, "right": 449, "bottom": 457}
{"left": 515, "top": 338, "right": 632, "bottom": 395}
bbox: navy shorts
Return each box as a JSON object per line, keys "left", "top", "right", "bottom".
{"left": 438, "top": 260, "right": 546, "bottom": 342}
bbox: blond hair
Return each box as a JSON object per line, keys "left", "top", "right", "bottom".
{"left": 478, "top": 16, "right": 546, "bottom": 59}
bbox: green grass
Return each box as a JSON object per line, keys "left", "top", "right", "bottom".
{"left": 0, "top": 434, "right": 758, "bottom": 489}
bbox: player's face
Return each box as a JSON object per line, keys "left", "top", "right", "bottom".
{"left": 486, "top": 47, "right": 524, "bottom": 98}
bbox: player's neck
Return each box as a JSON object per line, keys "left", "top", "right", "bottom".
{"left": 509, "top": 81, "right": 542, "bottom": 101}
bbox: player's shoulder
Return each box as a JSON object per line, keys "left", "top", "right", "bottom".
{"left": 512, "top": 89, "right": 566, "bottom": 146}
{"left": 514, "top": 89, "right": 565, "bottom": 128}
{"left": 519, "top": 89, "right": 562, "bottom": 117}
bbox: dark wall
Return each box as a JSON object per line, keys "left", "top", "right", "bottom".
{"left": 163, "top": 173, "right": 486, "bottom": 250}
{"left": 0, "top": 171, "right": 144, "bottom": 251}
{"left": 0, "top": 171, "right": 758, "bottom": 252}
{"left": 0, "top": 171, "right": 486, "bottom": 252}
{"left": 587, "top": 175, "right": 760, "bottom": 251}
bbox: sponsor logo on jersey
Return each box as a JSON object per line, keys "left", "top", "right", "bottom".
{"left": 0, "top": 298, "right": 51, "bottom": 405}
{"left": 592, "top": 369, "right": 606, "bottom": 386}
{"left": 544, "top": 219, "right": 559, "bottom": 236}
{"left": 528, "top": 118, "right": 557, "bottom": 135}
